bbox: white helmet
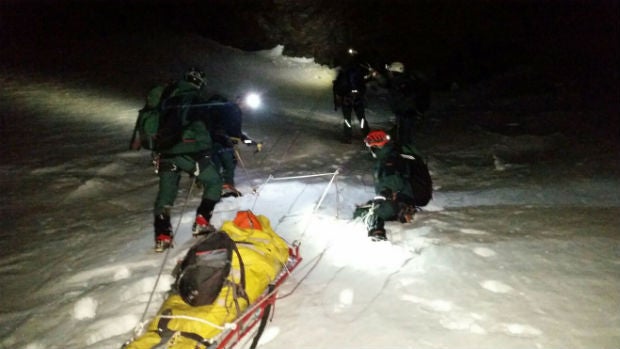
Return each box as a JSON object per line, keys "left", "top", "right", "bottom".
{"left": 387, "top": 61, "right": 405, "bottom": 73}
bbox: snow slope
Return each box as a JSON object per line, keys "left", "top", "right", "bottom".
{"left": 1, "top": 32, "right": 619, "bottom": 349}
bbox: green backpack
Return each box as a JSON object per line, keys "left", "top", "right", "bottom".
{"left": 131, "top": 83, "right": 176, "bottom": 150}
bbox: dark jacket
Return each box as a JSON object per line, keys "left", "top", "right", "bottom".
{"left": 333, "top": 63, "right": 370, "bottom": 107}
{"left": 204, "top": 97, "right": 250, "bottom": 148}
{"left": 372, "top": 142, "right": 414, "bottom": 200}
{"left": 386, "top": 72, "right": 431, "bottom": 117}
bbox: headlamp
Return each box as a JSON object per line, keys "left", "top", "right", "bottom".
{"left": 244, "top": 92, "right": 262, "bottom": 109}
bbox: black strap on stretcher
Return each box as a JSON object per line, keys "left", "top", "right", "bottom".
{"left": 249, "top": 283, "right": 276, "bottom": 349}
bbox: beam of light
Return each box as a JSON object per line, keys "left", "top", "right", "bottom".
{"left": 3, "top": 75, "right": 140, "bottom": 128}
{"left": 244, "top": 92, "right": 262, "bottom": 109}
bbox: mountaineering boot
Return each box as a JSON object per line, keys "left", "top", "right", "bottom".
{"left": 398, "top": 204, "right": 417, "bottom": 223}
{"left": 154, "top": 235, "right": 172, "bottom": 252}
{"left": 154, "top": 213, "right": 173, "bottom": 252}
{"left": 221, "top": 183, "right": 242, "bottom": 198}
{"left": 368, "top": 228, "right": 387, "bottom": 241}
{"left": 193, "top": 198, "right": 218, "bottom": 236}
{"left": 192, "top": 214, "right": 216, "bottom": 236}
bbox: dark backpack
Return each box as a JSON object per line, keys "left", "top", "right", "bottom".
{"left": 175, "top": 231, "right": 248, "bottom": 307}
{"left": 333, "top": 65, "right": 367, "bottom": 96}
{"left": 134, "top": 83, "right": 176, "bottom": 150}
{"left": 155, "top": 92, "right": 198, "bottom": 151}
{"left": 399, "top": 144, "right": 433, "bottom": 207}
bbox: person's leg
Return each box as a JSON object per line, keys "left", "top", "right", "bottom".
{"left": 342, "top": 102, "right": 353, "bottom": 143}
{"left": 353, "top": 101, "right": 369, "bottom": 136}
{"left": 192, "top": 155, "right": 223, "bottom": 234}
{"left": 219, "top": 147, "right": 237, "bottom": 186}
{"left": 353, "top": 200, "right": 373, "bottom": 219}
{"left": 211, "top": 143, "right": 224, "bottom": 180}
{"left": 153, "top": 158, "right": 181, "bottom": 250}
{"left": 365, "top": 199, "right": 399, "bottom": 240}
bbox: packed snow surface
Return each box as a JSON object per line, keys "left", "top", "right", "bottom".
{"left": 1, "top": 33, "right": 619, "bottom": 349}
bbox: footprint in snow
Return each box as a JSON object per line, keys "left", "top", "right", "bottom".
{"left": 500, "top": 323, "right": 542, "bottom": 337}
{"left": 401, "top": 294, "right": 453, "bottom": 312}
{"left": 473, "top": 247, "right": 497, "bottom": 258}
{"left": 73, "top": 297, "right": 98, "bottom": 320}
{"left": 460, "top": 228, "right": 488, "bottom": 235}
{"left": 439, "top": 315, "right": 486, "bottom": 334}
{"left": 480, "top": 280, "right": 513, "bottom": 293}
{"left": 333, "top": 288, "right": 355, "bottom": 313}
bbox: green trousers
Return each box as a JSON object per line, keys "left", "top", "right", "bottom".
{"left": 353, "top": 198, "right": 399, "bottom": 233}
{"left": 154, "top": 154, "right": 222, "bottom": 217}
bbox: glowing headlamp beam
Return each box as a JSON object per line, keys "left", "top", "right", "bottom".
{"left": 244, "top": 93, "right": 262, "bottom": 109}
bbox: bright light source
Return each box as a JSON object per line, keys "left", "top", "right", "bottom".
{"left": 244, "top": 93, "right": 262, "bottom": 109}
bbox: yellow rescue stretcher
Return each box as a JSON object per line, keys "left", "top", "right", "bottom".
{"left": 122, "top": 210, "right": 302, "bottom": 349}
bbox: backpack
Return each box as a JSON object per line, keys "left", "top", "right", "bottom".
{"left": 134, "top": 83, "right": 176, "bottom": 150}
{"left": 399, "top": 144, "right": 433, "bottom": 207}
{"left": 333, "top": 65, "right": 366, "bottom": 97}
{"left": 175, "top": 231, "right": 249, "bottom": 307}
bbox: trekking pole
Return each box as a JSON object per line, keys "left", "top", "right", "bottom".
{"left": 233, "top": 145, "right": 249, "bottom": 176}
{"left": 250, "top": 174, "right": 273, "bottom": 212}
{"left": 128, "top": 114, "right": 140, "bottom": 150}
{"left": 136, "top": 176, "right": 195, "bottom": 332}
{"left": 234, "top": 144, "right": 265, "bottom": 195}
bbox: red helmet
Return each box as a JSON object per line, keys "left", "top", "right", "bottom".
{"left": 364, "top": 130, "right": 390, "bottom": 148}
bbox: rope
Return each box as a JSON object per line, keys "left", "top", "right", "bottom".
{"left": 314, "top": 169, "right": 339, "bottom": 211}
{"left": 276, "top": 249, "right": 327, "bottom": 300}
{"left": 269, "top": 171, "right": 339, "bottom": 181}
{"left": 133, "top": 162, "right": 339, "bottom": 337}
{"left": 135, "top": 176, "right": 196, "bottom": 333}
{"left": 299, "top": 170, "right": 339, "bottom": 242}
{"left": 156, "top": 314, "right": 229, "bottom": 331}
{"left": 251, "top": 170, "right": 340, "bottom": 299}
{"left": 233, "top": 146, "right": 249, "bottom": 177}
{"left": 250, "top": 174, "right": 273, "bottom": 212}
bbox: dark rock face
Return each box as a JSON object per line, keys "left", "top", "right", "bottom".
{"left": 3, "top": 0, "right": 617, "bottom": 85}
{"left": 1, "top": 0, "right": 617, "bottom": 122}
{"left": 191, "top": 1, "right": 618, "bottom": 84}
